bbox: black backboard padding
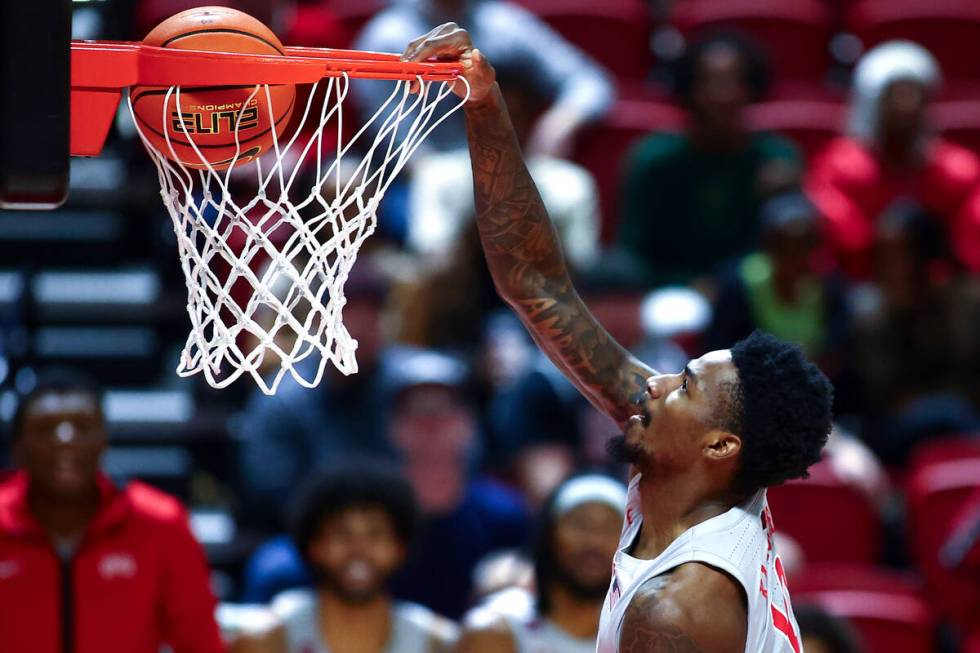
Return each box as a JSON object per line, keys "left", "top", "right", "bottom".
{"left": 0, "top": 0, "right": 71, "bottom": 209}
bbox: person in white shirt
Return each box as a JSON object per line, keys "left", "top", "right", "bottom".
{"left": 408, "top": 63, "right": 599, "bottom": 272}
{"left": 457, "top": 475, "right": 626, "bottom": 653}
{"left": 402, "top": 24, "right": 835, "bottom": 653}
{"left": 232, "top": 460, "right": 457, "bottom": 653}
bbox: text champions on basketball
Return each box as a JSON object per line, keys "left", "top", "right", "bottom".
{"left": 171, "top": 98, "right": 260, "bottom": 135}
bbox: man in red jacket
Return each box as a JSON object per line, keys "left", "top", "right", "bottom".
{"left": 0, "top": 371, "right": 224, "bottom": 653}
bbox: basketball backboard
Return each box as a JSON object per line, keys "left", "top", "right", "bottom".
{"left": 0, "top": 0, "right": 72, "bottom": 209}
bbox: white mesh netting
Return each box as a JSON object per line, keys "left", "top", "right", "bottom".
{"left": 129, "top": 73, "right": 469, "bottom": 394}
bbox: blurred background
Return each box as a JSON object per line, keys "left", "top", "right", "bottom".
{"left": 2, "top": 0, "right": 980, "bottom": 652}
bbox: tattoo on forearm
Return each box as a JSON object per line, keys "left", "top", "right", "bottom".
{"left": 465, "top": 88, "right": 650, "bottom": 422}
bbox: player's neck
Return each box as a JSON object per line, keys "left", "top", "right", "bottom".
{"left": 318, "top": 590, "right": 393, "bottom": 653}
{"left": 546, "top": 585, "right": 602, "bottom": 638}
{"left": 631, "top": 475, "right": 734, "bottom": 560}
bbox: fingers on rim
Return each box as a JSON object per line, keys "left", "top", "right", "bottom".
{"left": 403, "top": 26, "right": 472, "bottom": 62}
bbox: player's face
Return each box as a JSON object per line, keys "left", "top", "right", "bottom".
{"left": 309, "top": 505, "right": 406, "bottom": 603}
{"left": 552, "top": 502, "right": 623, "bottom": 598}
{"left": 14, "top": 392, "right": 106, "bottom": 499}
{"left": 615, "top": 350, "right": 739, "bottom": 472}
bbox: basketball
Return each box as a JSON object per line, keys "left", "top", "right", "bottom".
{"left": 130, "top": 7, "right": 295, "bottom": 170}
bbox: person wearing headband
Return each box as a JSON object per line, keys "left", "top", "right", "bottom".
{"left": 456, "top": 474, "right": 626, "bottom": 653}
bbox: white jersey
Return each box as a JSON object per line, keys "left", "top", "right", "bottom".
{"left": 272, "top": 589, "right": 455, "bottom": 653}
{"left": 596, "top": 475, "right": 802, "bottom": 653}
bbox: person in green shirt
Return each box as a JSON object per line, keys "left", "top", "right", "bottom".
{"left": 616, "top": 33, "right": 801, "bottom": 288}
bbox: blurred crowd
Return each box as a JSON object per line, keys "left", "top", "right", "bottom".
{"left": 2, "top": 0, "right": 980, "bottom": 652}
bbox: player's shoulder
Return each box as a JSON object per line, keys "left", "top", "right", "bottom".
{"left": 394, "top": 601, "right": 460, "bottom": 651}
{"left": 122, "top": 481, "right": 188, "bottom": 525}
{"left": 621, "top": 564, "right": 746, "bottom": 653}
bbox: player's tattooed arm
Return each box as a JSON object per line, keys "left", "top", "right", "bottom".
{"left": 464, "top": 85, "right": 654, "bottom": 424}
{"left": 401, "top": 24, "right": 655, "bottom": 424}
{"left": 620, "top": 566, "right": 746, "bottom": 653}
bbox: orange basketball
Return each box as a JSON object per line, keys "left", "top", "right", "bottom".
{"left": 131, "top": 7, "right": 296, "bottom": 170}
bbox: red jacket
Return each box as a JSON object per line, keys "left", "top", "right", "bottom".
{"left": 0, "top": 471, "right": 224, "bottom": 653}
{"left": 805, "top": 136, "right": 980, "bottom": 277}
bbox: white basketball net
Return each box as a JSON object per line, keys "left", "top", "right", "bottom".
{"left": 129, "top": 73, "right": 469, "bottom": 394}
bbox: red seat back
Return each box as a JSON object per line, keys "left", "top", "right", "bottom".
{"left": 521, "top": 0, "right": 654, "bottom": 83}
{"left": 791, "top": 564, "right": 936, "bottom": 653}
{"left": 672, "top": 0, "right": 834, "bottom": 83}
{"left": 745, "top": 99, "right": 845, "bottom": 160}
{"left": 768, "top": 462, "right": 881, "bottom": 564}
{"left": 847, "top": 0, "right": 980, "bottom": 83}
{"left": 906, "top": 457, "right": 980, "bottom": 628}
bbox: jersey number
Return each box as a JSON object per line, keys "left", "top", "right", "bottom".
{"left": 769, "top": 556, "right": 801, "bottom": 653}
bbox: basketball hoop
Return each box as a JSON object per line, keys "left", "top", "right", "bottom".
{"left": 71, "top": 41, "right": 469, "bottom": 394}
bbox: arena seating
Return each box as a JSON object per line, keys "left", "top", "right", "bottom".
{"left": 767, "top": 461, "right": 881, "bottom": 564}
{"left": 791, "top": 563, "right": 937, "bottom": 653}
{"left": 571, "top": 100, "right": 686, "bottom": 242}
{"left": 846, "top": 0, "right": 980, "bottom": 86}
{"left": 671, "top": 0, "right": 834, "bottom": 85}
{"left": 514, "top": 0, "right": 654, "bottom": 84}
{"left": 906, "top": 453, "right": 980, "bottom": 629}
{"left": 934, "top": 101, "right": 980, "bottom": 153}
{"left": 744, "top": 98, "right": 845, "bottom": 160}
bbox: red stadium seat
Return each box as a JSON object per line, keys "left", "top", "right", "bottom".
{"left": 671, "top": 0, "right": 834, "bottom": 84}
{"left": 571, "top": 100, "right": 686, "bottom": 242}
{"left": 516, "top": 0, "right": 654, "bottom": 83}
{"left": 791, "top": 564, "right": 937, "bottom": 653}
{"left": 846, "top": 0, "right": 980, "bottom": 84}
{"left": 325, "top": 0, "right": 383, "bottom": 47}
{"left": 934, "top": 102, "right": 980, "bottom": 155}
{"left": 907, "top": 434, "right": 980, "bottom": 471}
{"left": 745, "top": 99, "right": 845, "bottom": 160}
{"left": 906, "top": 457, "right": 980, "bottom": 629}
{"left": 767, "top": 461, "right": 881, "bottom": 564}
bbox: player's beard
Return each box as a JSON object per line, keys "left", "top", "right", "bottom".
{"left": 606, "top": 434, "right": 646, "bottom": 467}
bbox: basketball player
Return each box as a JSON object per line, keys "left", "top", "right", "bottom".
{"left": 403, "top": 25, "right": 834, "bottom": 653}
{"left": 457, "top": 474, "right": 626, "bottom": 653}
{"left": 232, "top": 460, "right": 457, "bottom": 653}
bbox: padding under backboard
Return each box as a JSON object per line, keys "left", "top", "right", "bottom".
{"left": 0, "top": 0, "right": 72, "bottom": 209}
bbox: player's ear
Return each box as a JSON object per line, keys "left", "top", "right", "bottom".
{"left": 703, "top": 430, "right": 741, "bottom": 461}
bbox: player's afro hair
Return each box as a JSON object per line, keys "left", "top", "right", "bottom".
{"left": 288, "top": 457, "right": 419, "bottom": 565}
{"left": 726, "top": 331, "right": 833, "bottom": 496}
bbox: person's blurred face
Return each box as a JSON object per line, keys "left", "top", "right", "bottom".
{"left": 14, "top": 391, "right": 106, "bottom": 499}
{"left": 690, "top": 43, "right": 751, "bottom": 137}
{"left": 608, "top": 350, "right": 740, "bottom": 477}
{"left": 768, "top": 215, "right": 821, "bottom": 286}
{"left": 308, "top": 505, "right": 406, "bottom": 603}
{"left": 879, "top": 79, "right": 929, "bottom": 141}
{"left": 551, "top": 502, "right": 622, "bottom": 599}
{"left": 389, "top": 385, "right": 475, "bottom": 461}
{"left": 344, "top": 296, "right": 384, "bottom": 367}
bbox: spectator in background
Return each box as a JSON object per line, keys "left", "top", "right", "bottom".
{"left": 456, "top": 474, "right": 625, "bottom": 653}
{"left": 806, "top": 41, "right": 980, "bottom": 278}
{"left": 851, "top": 204, "right": 980, "bottom": 464}
{"left": 235, "top": 262, "right": 393, "bottom": 530}
{"left": 616, "top": 33, "right": 801, "bottom": 289}
{"left": 407, "top": 62, "right": 600, "bottom": 272}
{"left": 706, "top": 193, "right": 849, "bottom": 373}
{"left": 0, "top": 372, "right": 223, "bottom": 653}
{"left": 231, "top": 460, "right": 457, "bottom": 653}
{"left": 794, "top": 605, "right": 863, "bottom": 653}
{"left": 242, "top": 348, "right": 528, "bottom": 620}
{"left": 354, "top": 0, "right": 613, "bottom": 158}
